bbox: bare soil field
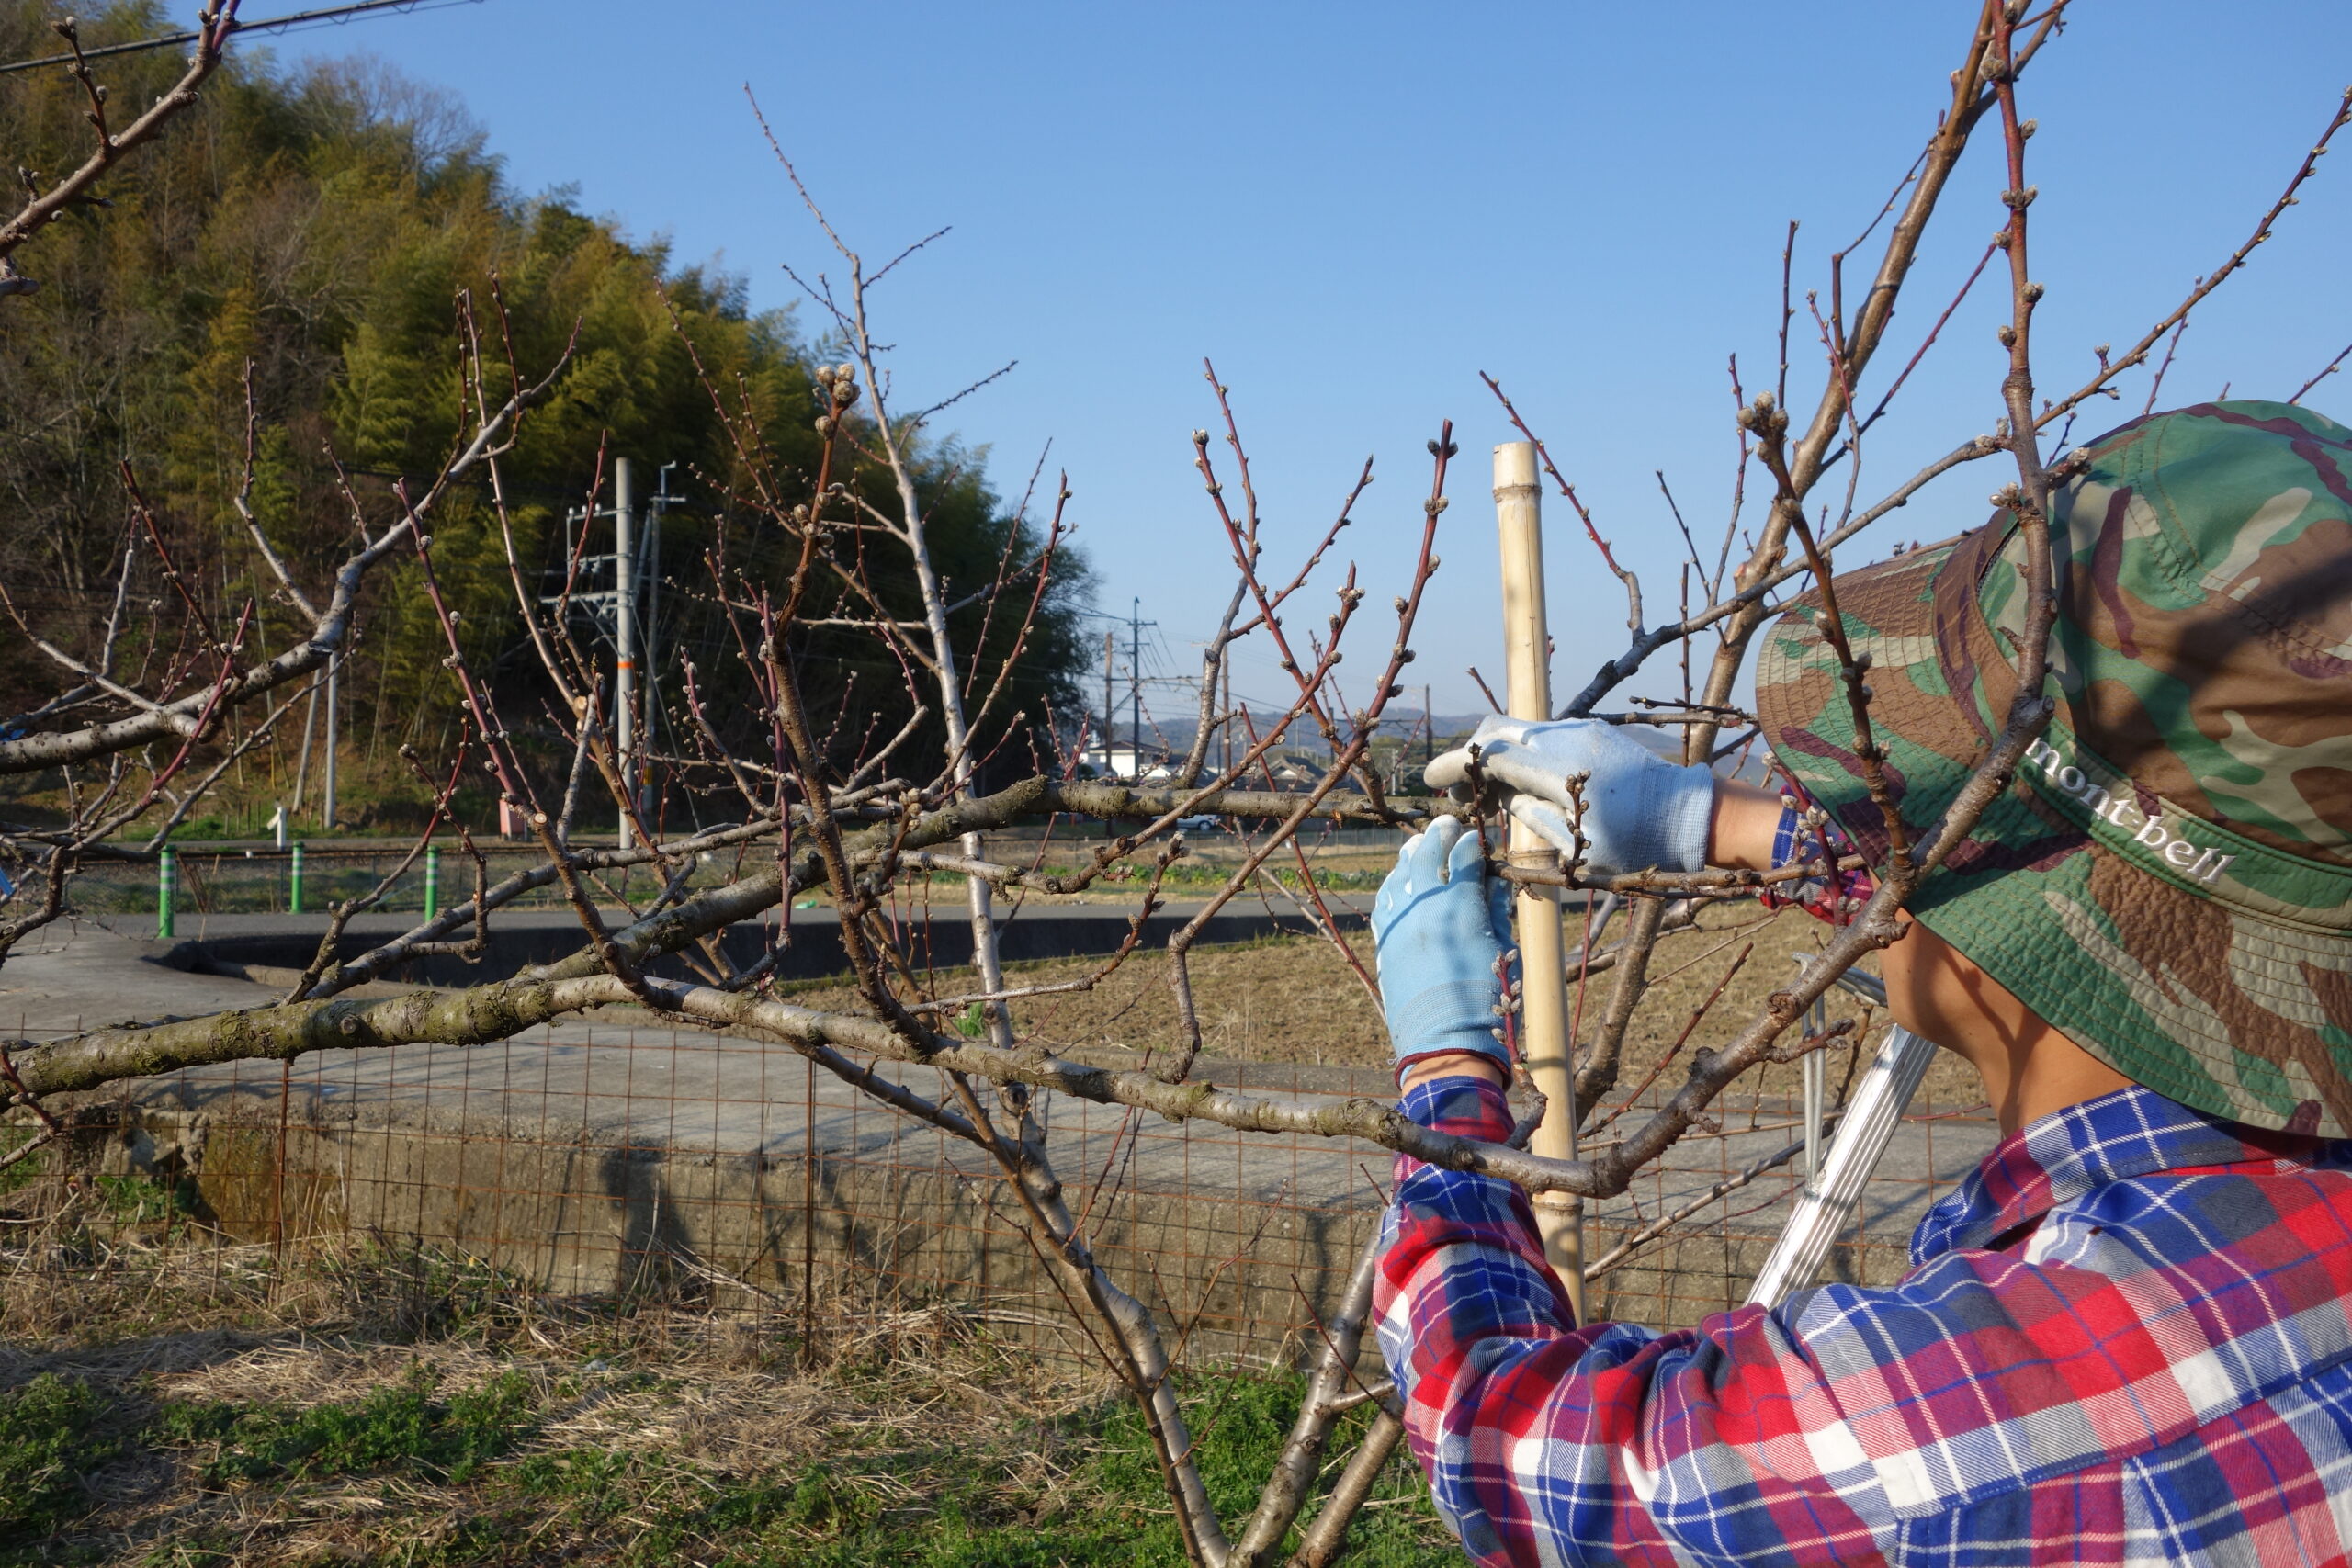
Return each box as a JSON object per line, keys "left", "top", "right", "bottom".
{"left": 796, "top": 900, "right": 1986, "bottom": 1117}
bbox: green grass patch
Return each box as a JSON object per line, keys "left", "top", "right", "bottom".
{"left": 9, "top": 1358, "right": 1450, "bottom": 1565}
{"left": 1081, "top": 1374, "right": 1443, "bottom": 1567}
{"left": 0, "top": 1375, "right": 125, "bottom": 1546}
{"left": 84, "top": 1171, "right": 200, "bottom": 1234}
{"left": 161, "top": 1365, "right": 537, "bottom": 1487}
{"left": 484, "top": 1370, "right": 1447, "bottom": 1567}
{"left": 0, "top": 1130, "right": 50, "bottom": 1198}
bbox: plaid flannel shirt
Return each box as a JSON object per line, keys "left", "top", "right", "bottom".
{"left": 1376, "top": 1076, "right": 2352, "bottom": 1566}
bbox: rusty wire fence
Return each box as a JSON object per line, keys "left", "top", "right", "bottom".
{"left": 19, "top": 985, "right": 1997, "bottom": 1366}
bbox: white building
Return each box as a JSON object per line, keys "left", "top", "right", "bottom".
{"left": 1083, "top": 742, "right": 1172, "bottom": 782}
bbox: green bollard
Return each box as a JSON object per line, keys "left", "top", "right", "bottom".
{"left": 289, "top": 841, "right": 305, "bottom": 915}
{"left": 424, "top": 844, "right": 440, "bottom": 919}
{"left": 157, "top": 845, "right": 175, "bottom": 940}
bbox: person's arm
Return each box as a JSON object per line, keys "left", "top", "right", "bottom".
{"left": 1710, "top": 775, "right": 1786, "bottom": 873}
{"left": 1375, "top": 1072, "right": 1898, "bottom": 1566}
{"left": 1423, "top": 717, "right": 1787, "bottom": 880}
{"left": 1378, "top": 773, "right": 1902, "bottom": 1563}
{"left": 1377, "top": 742, "right": 1934, "bottom": 1562}
{"left": 1396, "top": 775, "right": 1781, "bottom": 1100}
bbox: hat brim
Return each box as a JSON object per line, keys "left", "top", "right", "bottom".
{"left": 1754, "top": 530, "right": 2352, "bottom": 1136}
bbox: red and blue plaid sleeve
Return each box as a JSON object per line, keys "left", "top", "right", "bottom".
{"left": 1374, "top": 1077, "right": 2352, "bottom": 1566}
{"left": 1375, "top": 1075, "right": 1901, "bottom": 1566}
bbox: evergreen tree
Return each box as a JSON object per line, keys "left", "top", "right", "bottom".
{"left": 0, "top": 3, "right": 1089, "bottom": 829}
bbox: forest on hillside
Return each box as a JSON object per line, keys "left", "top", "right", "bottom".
{"left": 0, "top": 0, "right": 1091, "bottom": 838}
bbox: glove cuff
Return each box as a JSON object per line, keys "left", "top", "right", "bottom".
{"left": 1619, "top": 761, "right": 1715, "bottom": 874}
{"left": 1385, "top": 979, "right": 1510, "bottom": 1069}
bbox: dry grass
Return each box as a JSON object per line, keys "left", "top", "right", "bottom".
{"left": 0, "top": 1190, "right": 1447, "bottom": 1566}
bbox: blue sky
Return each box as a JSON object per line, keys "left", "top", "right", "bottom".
{"left": 270, "top": 1, "right": 2352, "bottom": 724}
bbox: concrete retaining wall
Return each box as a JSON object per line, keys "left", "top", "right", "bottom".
{"left": 69, "top": 1076, "right": 1390, "bottom": 1371}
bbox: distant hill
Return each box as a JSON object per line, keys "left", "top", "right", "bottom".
{"left": 0, "top": 3, "right": 1091, "bottom": 822}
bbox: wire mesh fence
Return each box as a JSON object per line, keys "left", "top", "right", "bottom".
{"left": 17, "top": 993, "right": 1996, "bottom": 1367}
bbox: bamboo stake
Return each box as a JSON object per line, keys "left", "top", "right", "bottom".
{"left": 1494, "top": 441, "right": 1585, "bottom": 1319}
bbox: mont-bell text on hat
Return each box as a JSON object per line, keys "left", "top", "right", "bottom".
{"left": 2024, "top": 735, "right": 2236, "bottom": 884}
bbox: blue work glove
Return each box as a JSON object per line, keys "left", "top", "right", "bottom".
{"left": 1423, "top": 715, "right": 1714, "bottom": 875}
{"left": 1373, "top": 816, "right": 1515, "bottom": 1080}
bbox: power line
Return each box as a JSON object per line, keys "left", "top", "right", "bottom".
{"left": 1075, "top": 602, "right": 1157, "bottom": 771}
{"left": 0, "top": 0, "right": 485, "bottom": 75}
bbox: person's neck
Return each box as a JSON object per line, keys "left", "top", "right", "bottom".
{"left": 1946, "top": 1016, "right": 2135, "bottom": 1137}
{"left": 1874, "top": 916, "right": 2136, "bottom": 1138}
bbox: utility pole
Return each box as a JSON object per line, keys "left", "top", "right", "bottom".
{"left": 1221, "top": 655, "right": 1233, "bottom": 776}
{"left": 641, "top": 463, "right": 677, "bottom": 828}
{"left": 291, "top": 674, "right": 319, "bottom": 812}
{"left": 543, "top": 462, "right": 664, "bottom": 847}
{"left": 321, "top": 651, "right": 339, "bottom": 831}
{"left": 614, "top": 457, "right": 638, "bottom": 850}
{"left": 1424, "top": 683, "right": 1435, "bottom": 770}
{"left": 1128, "top": 596, "right": 1144, "bottom": 775}
{"left": 1078, "top": 604, "right": 1156, "bottom": 777}
{"left": 1101, "top": 631, "right": 1115, "bottom": 775}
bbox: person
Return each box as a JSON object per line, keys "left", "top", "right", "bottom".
{"left": 1369, "top": 400, "right": 2352, "bottom": 1566}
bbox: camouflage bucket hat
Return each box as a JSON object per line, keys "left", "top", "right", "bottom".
{"left": 1756, "top": 400, "right": 2352, "bottom": 1134}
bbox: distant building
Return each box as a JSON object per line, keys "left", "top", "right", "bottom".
{"left": 1082, "top": 742, "right": 1171, "bottom": 781}
{"left": 1265, "top": 750, "right": 1363, "bottom": 791}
